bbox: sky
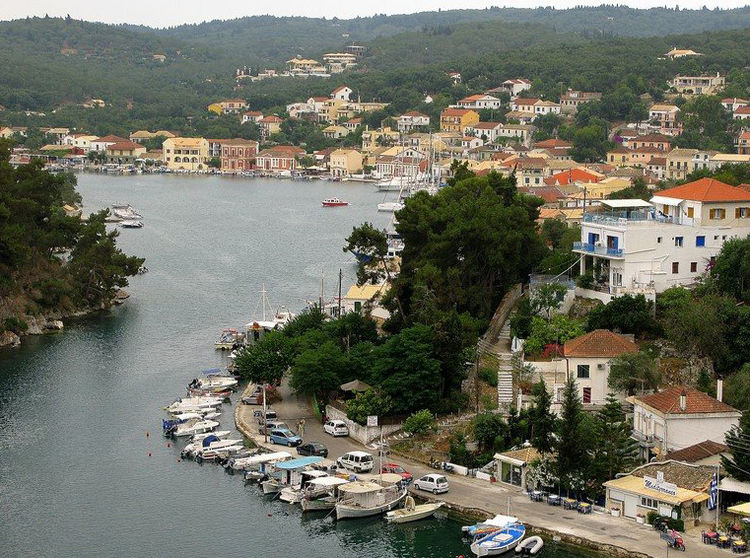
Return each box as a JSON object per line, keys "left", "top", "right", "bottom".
{"left": 2, "top": 1, "right": 749, "bottom": 27}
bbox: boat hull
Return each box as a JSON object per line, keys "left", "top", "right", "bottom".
{"left": 470, "top": 524, "right": 525, "bottom": 557}
{"left": 386, "top": 502, "right": 444, "bottom": 524}
{"left": 335, "top": 490, "right": 406, "bottom": 520}
{"left": 302, "top": 496, "right": 336, "bottom": 512}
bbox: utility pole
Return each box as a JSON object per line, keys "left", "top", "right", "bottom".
{"left": 338, "top": 268, "right": 343, "bottom": 318}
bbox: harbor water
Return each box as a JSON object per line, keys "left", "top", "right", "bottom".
{"left": 0, "top": 173, "right": 596, "bottom": 557}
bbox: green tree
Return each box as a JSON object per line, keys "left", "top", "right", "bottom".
{"left": 290, "top": 340, "right": 349, "bottom": 399}
{"left": 234, "top": 330, "right": 294, "bottom": 384}
{"left": 725, "top": 364, "right": 750, "bottom": 412}
{"left": 608, "top": 351, "right": 661, "bottom": 395}
{"left": 403, "top": 409, "right": 435, "bottom": 434}
{"left": 473, "top": 411, "right": 507, "bottom": 452}
{"left": 570, "top": 123, "right": 611, "bottom": 163}
{"left": 711, "top": 237, "right": 750, "bottom": 303}
{"left": 530, "top": 380, "right": 556, "bottom": 454}
{"left": 723, "top": 411, "right": 750, "bottom": 482}
{"left": 531, "top": 282, "right": 568, "bottom": 321}
{"left": 587, "top": 294, "right": 660, "bottom": 337}
{"left": 590, "top": 393, "right": 638, "bottom": 492}
{"left": 556, "top": 378, "right": 589, "bottom": 492}
{"left": 345, "top": 389, "right": 393, "bottom": 425}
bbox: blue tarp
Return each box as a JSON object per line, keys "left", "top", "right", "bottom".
{"left": 275, "top": 456, "right": 323, "bottom": 470}
{"left": 202, "top": 435, "right": 220, "bottom": 447}
{"left": 202, "top": 368, "right": 222, "bottom": 375}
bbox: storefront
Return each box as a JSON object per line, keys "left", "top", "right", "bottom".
{"left": 494, "top": 447, "right": 539, "bottom": 489}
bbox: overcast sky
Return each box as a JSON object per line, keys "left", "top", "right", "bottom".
{"left": 1, "top": 1, "right": 749, "bottom": 27}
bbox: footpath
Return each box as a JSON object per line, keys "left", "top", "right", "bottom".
{"left": 234, "top": 381, "right": 739, "bottom": 558}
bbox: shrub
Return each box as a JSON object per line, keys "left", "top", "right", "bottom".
{"left": 3, "top": 317, "right": 28, "bottom": 334}
{"left": 479, "top": 366, "right": 498, "bottom": 387}
{"left": 403, "top": 409, "right": 435, "bottom": 434}
{"left": 646, "top": 511, "right": 659, "bottom": 525}
{"left": 346, "top": 389, "right": 393, "bottom": 425}
{"left": 576, "top": 272, "right": 594, "bottom": 289}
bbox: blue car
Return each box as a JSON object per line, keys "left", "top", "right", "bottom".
{"left": 269, "top": 428, "right": 302, "bottom": 447}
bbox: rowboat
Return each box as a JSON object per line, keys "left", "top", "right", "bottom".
{"left": 385, "top": 502, "right": 444, "bottom": 524}
{"left": 471, "top": 523, "right": 526, "bottom": 556}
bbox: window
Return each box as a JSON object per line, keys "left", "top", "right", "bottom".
{"left": 663, "top": 205, "right": 670, "bottom": 215}
{"left": 641, "top": 497, "right": 658, "bottom": 509}
{"left": 577, "top": 364, "right": 590, "bottom": 379}
{"left": 687, "top": 207, "right": 694, "bottom": 218}
{"left": 672, "top": 262, "right": 679, "bottom": 274}
{"left": 696, "top": 236, "right": 705, "bottom": 247}
{"left": 674, "top": 236, "right": 683, "bottom": 247}
{"left": 657, "top": 237, "right": 662, "bottom": 244}
{"left": 736, "top": 207, "right": 750, "bottom": 218}
{"left": 691, "top": 262, "right": 698, "bottom": 272}
{"left": 582, "top": 387, "right": 592, "bottom": 403}
{"left": 710, "top": 208, "right": 726, "bottom": 219}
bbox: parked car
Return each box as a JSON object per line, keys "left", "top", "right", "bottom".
{"left": 414, "top": 474, "right": 449, "bottom": 494}
{"left": 241, "top": 387, "right": 264, "bottom": 405}
{"left": 381, "top": 463, "right": 412, "bottom": 482}
{"left": 297, "top": 441, "right": 328, "bottom": 457}
{"left": 323, "top": 419, "right": 349, "bottom": 437}
{"left": 269, "top": 428, "right": 302, "bottom": 447}
{"left": 258, "top": 420, "right": 288, "bottom": 434}
{"left": 336, "top": 451, "right": 374, "bottom": 473}
{"left": 255, "top": 409, "right": 278, "bottom": 424}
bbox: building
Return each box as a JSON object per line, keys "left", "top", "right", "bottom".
{"left": 664, "top": 48, "right": 703, "bottom": 59}
{"left": 361, "top": 127, "right": 400, "bottom": 152}
{"left": 63, "top": 134, "right": 98, "bottom": 153}
{"left": 604, "top": 461, "right": 713, "bottom": 523}
{"left": 495, "top": 78, "right": 532, "bottom": 99}
{"left": 322, "top": 125, "right": 349, "bottom": 139}
{"left": 544, "top": 167, "right": 602, "bottom": 187}
{"left": 342, "top": 283, "right": 388, "bottom": 314}
{"left": 559, "top": 90, "right": 602, "bottom": 115}
{"left": 286, "top": 58, "right": 326, "bottom": 74}
{"left": 630, "top": 386, "right": 741, "bottom": 461}
{"left": 255, "top": 145, "right": 305, "bottom": 172}
{"left": 624, "top": 133, "right": 672, "bottom": 152}
{"left": 105, "top": 141, "right": 146, "bottom": 164}
{"left": 494, "top": 447, "right": 540, "bottom": 489}
{"left": 735, "top": 107, "right": 750, "bottom": 120}
{"left": 329, "top": 149, "right": 363, "bottom": 178}
{"left": 258, "top": 116, "right": 283, "bottom": 139}
{"left": 208, "top": 99, "right": 249, "bottom": 115}
{"left": 509, "top": 98, "right": 561, "bottom": 121}
{"left": 663, "top": 440, "right": 729, "bottom": 466}
{"left": 322, "top": 53, "right": 357, "bottom": 73}
{"left": 668, "top": 73, "right": 725, "bottom": 95}
{"left": 220, "top": 138, "right": 258, "bottom": 173}
{"left": 129, "top": 130, "right": 176, "bottom": 143}
{"left": 397, "top": 111, "right": 430, "bottom": 134}
{"left": 375, "top": 148, "right": 427, "bottom": 179}
{"left": 242, "top": 111, "right": 264, "bottom": 124}
{"left": 439, "top": 108, "right": 479, "bottom": 133}
{"left": 162, "top": 137, "right": 209, "bottom": 171}
{"left": 90, "top": 135, "right": 129, "bottom": 153}
{"left": 562, "top": 329, "right": 638, "bottom": 406}
{"left": 330, "top": 86, "right": 353, "bottom": 102}
{"left": 649, "top": 104, "right": 681, "bottom": 136}
{"left": 573, "top": 179, "right": 750, "bottom": 295}
{"left": 665, "top": 148, "right": 699, "bottom": 180}
{"left": 455, "top": 94, "right": 503, "bottom": 110}
{"left": 465, "top": 122, "right": 534, "bottom": 146}
{"left": 721, "top": 98, "right": 749, "bottom": 112}
{"left": 738, "top": 132, "right": 750, "bottom": 155}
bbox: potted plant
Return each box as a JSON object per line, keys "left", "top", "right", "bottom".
{"left": 611, "top": 507, "right": 621, "bottom": 517}
{"left": 636, "top": 513, "right": 645, "bottom": 524}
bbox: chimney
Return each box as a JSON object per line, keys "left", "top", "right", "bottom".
{"left": 717, "top": 379, "right": 724, "bottom": 403}
{"left": 679, "top": 390, "right": 687, "bottom": 412}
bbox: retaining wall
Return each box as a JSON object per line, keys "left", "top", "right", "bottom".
{"left": 325, "top": 405, "right": 403, "bottom": 444}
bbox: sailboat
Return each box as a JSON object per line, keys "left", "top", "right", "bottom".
{"left": 244, "top": 284, "right": 294, "bottom": 343}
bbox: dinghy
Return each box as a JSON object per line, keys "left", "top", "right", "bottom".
{"left": 515, "top": 536, "right": 543, "bottom": 555}
{"left": 385, "top": 501, "right": 444, "bottom": 524}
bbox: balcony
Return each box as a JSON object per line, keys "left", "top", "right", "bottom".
{"left": 631, "top": 430, "right": 661, "bottom": 448}
{"left": 573, "top": 242, "right": 624, "bottom": 258}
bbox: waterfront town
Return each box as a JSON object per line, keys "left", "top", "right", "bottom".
{"left": 3, "top": 6, "right": 750, "bottom": 558}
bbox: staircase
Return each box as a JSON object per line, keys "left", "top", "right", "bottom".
{"left": 497, "top": 353, "right": 514, "bottom": 407}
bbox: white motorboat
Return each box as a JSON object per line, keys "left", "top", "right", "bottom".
{"left": 335, "top": 480, "right": 407, "bottom": 520}
{"left": 223, "top": 451, "right": 291, "bottom": 473}
{"left": 165, "top": 396, "right": 223, "bottom": 414}
{"left": 120, "top": 220, "right": 143, "bottom": 228}
{"left": 171, "top": 418, "right": 220, "bottom": 437}
{"left": 300, "top": 476, "right": 352, "bottom": 512}
{"left": 471, "top": 523, "right": 526, "bottom": 556}
{"left": 181, "top": 434, "right": 241, "bottom": 459}
{"left": 111, "top": 204, "right": 142, "bottom": 220}
{"left": 195, "top": 442, "right": 245, "bottom": 461}
{"left": 515, "top": 536, "right": 543, "bottom": 556}
{"left": 377, "top": 201, "right": 404, "bottom": 213}
{"left": 279, "top": 470, "right": 330, "bottom": 503}
{"left": 261, "top": 456, "right": 324, "bottom": 495}
{"left": 386, "top": 501, "right": 445, "bottom": 524}
{"left": 170, "top": 409, "right": 221, "bottom": 421}
{"left": 244, "top": 285, "right": 295, "bottom": 344}
{"left": 190, "top": 430, "right": 231, "bottom": 443}
{"left": 187, "top": 374, "right": 238, "bottom": 391}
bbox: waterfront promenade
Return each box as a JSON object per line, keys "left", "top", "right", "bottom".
{"left": 236, "top": 380, "right": 743, "bottom": 558}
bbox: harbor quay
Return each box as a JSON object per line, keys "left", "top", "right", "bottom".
{"left": 235, "top": 381, "right": 738, "bottom": 558}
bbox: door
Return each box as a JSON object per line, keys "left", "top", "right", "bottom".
{"left": 623, "top": 495, "right": 637, "bottom": 518}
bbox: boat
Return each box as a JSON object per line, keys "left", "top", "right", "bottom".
{"left": 111, "top": 204, "right": 142, "bottom": 220}
{"left": 187, "top": 371, "right": 238, "bottom": 391}
{"left": 322, "top": 198, "right": 349, "bottom": 207}
{"left": 195, "top": 442, "right": 245, "bottom": 462}
{"left": 215, "top": 328, "right": 244, "bottom": 350}
{"left": 260, "top": 456, "right": 324, "bottom": 495}
{"left": 463, "top": 515, "right": 519, "bottom": 539}
{"left": 190, "top": 430, "right": 231, "bottom": 443}
{"left": 279, "top": 469, "right": 330, "bottom": 503}
{"left": 181, "top": 434, "right": 242, "bottom": 459}
{"left": 515, "top": 536, "right": 543, "bottom": 556}
{"left": 165, "top": 396, "right": 223, "bottom": 414}
{"left": 385, "top": 501, "right": 445, "bottom": 524}
{"left": 120, "top": 220, "right": 143, "bottom": 228}
{"left": 224, "top": 451, "right": 291, "bottom": 474}
{"left": 301, "top": 476, "right": 352, "bottom": 512}
{"left": 244, "top": 285, "right": 295, "bottom": 344}
{"left": 169, "top": 418, "right": 220, "bottom": 437}
{"left": 335, "top": 479, "right": 407, "bottom": 520}
{"left": 186, "top": 386, "right": 233, "bottom": 399}
{"left": 377, "top": 201, "right": 404, "bottom": 213}
{"left": 171, "top": 408, "right": 221, "bottom": 421}
{"left": 470, "top": 523, "right": 526, "bottom": 556}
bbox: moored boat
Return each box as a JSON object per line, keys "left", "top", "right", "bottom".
{"left": 261, "top": 456, "right": 324, "bottom": 495}
{"left": 470, "top": 523, "right": 526, "bottom": 556}
{"left": 120, "top": 220, "right": 143, "bottom": 228}
{"left": 335, "top": 479, "right": 407, "bottom": 520}
{"left": 377, "top": 201, "right": 404, "bottom": 213}
{"left": 322, "top": 198, "right": 349, "bottom": 207}
{"left": 169, "top": 418, "right": 220, "bottom": 437}
{"left": 463, "top": 515, "right": 519, "bottom": 539}
{"left": 301, "top": 476, "right": 352, "bottom": 512}
{"left": 215, "top": 328, "right": 244, "bottom": 350}
{"left": 279, "top": 469, "right": 330, "bottom": 503}
{"left": 385, "top": 501, "right": 444, "bottom": 524}
{"left": 515, "top": 536, "right": 543, "bottom": 555}
{"left": 111, "top": 203, "right": 142, "bottom": 220}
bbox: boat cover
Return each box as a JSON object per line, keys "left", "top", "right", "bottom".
{"left": 202, "top": 435, "right": 220, "bottom": 447}
{"left": 275, "top": 456, "right": 323, "bottom": 470}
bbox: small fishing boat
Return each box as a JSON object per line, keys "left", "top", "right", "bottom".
{"left": 169, "top": 418, "right": 220, "bottom": 437}
{"left": 301, "top": 476, "right": 351, "bottom": 512}
{"left": 181, "top": 435, "right": 242, "bottom": 459}
{"left": 120, "top": 220, "right": 143, "bottom": 228}
{"left": 279, "top": 469, "right": 330, "bottom": 503}
{"left": 196, "top": 442, "right": 245, "bottom": 462}
{"left": 515, "top": 536, "right": 543, "bottom": 555}
{"left": 190, "top": 430, "right": 231, "bottom": 443}
{"left": 224, "top": 451, "right": 291, "bottom": 474}
{"left": 386, "top": 501, "right": 444, "bottom": 524}
{"left": 187, "top": 371, "right": 238, "bottom": 391}
{"left": 165, "top": 396, "right": 224, "bottom": 414}
{"left": 322, "top": 198, "right": 349, "bottom": 207}
{"left": 335, "top": 479, "right": 407, "bottom": 520}
{"left": 463, "top": 515, "right": 518, "bottom": 539}
{"left": 470, "top": 523, "right": 526, "bottom": 556}
{"left": 261, "top": 456, "right": 324, "bottom": 495}
{"left": 215, "top": 328, "right": 244, "bottom": 350}
{"left": 111, "top": 204, "right": 142, "bottom": 220}
{"left": 377, "top": 201, "right": 404, "bottom": 213}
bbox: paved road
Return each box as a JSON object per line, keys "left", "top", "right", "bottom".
{"left": 236, "top": 380, "right": 740, "bottom": 558}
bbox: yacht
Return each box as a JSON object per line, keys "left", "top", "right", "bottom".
{"left": 169, "top": 418, "right": 220, "bottom": 437}
{"left": 165, "top": 396, "right": 224, "bottom": 414}
{"left": 377, "top": 201, "right": 404, "bottom": 213}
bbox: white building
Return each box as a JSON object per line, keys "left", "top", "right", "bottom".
{"left": 496, "top": 78, "right": 532, "bottom": 98}
{"left": 630, "top": 386, "right": 741, "bottom": 462}
{"left": 668, "top": 73, "right": 725, "bottom": 95}
{"left": 464, "top": 122, "right": 534, "bottom": 145}
{"left": 455, "top": 94, "right": 503, "bottom": 110}
{"left": 331, "top": 86, "right": 353, "bottom": 102}
{"left": 573, "top": 179, "right": 750, "bottom": 295}
{"left": 397, "top": 111, "right": 430, "bottom": 134}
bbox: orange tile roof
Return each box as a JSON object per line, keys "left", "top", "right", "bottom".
{"left": 544, "top": 168, "right": 601, "bottom": 186}
{"left": 735, "top": 107, "right": 750, "bottom": 114}
{"left": 535, "top": 138, "right": 572, "bottom": 149}
{"left": 513, "top": 98, "right": 540, "bottom": 106}
{"left": 657, "top": 178, "right": 750, "bottom": 202}
{"left": 563, "top": 329, "right": 638, "bottom": 358}
{"left": 664, "top": 440, "right": 728, "bottom": 463}
{"left": 634, "top": 386, "right": 739, "bottom": 415}
{"left": 106, "top": 141, "right": 143, "bottom": 151}
{"left": 441, "top": 108, "right": 476, "bottom": 117}
{"left": 95, "top": 135, "right": 128, "bottom": 143}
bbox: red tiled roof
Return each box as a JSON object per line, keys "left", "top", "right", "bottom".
{"left": 221, "top": 138, "right": 259, "bottom": 146}
{"left": 664, "top": 440, "right": 728, "bottom": 463}
{"left": 735, "top": 107, "right": 750, "bottom": 114}
{"left": 513, "top": 98, "right": 540, "bottom": 106}
{"left": 563, "top": 329, "right": 638, "bottom": 358}
{"left": 633, "top": 133, "right": 671, "bottom": 143}
{"left": 402, "top": 111, "right": 428, "bottom": 118}
{"left": 331, "top": 86, "right": 350, "bottom": 94}
{"left": 441, "top": 108, "right": 476, "bottom": 117}
{"left": 106, "top": 141, "right": 143, "bottom": 151}
{"left": 648, "top": 157, "right": 667, "bottom": 166}
{"left": 517, "top": 186, "right": 564, "bottom": 204}
{"left": 535, "top": 138, "right": 572, "bottom": 149}
{"left": 657, "top": 178, "right": 750, "bottom": 202}
{"left": 634, "top": 146, "right": 662, "bottom": 153}
{"left": 257, "top": 145, "right": 305, "bottom": 157}
{"left": 544, "top": 168, "right": 601, "bottom": 186}
{"left": 473, "top": 122, "right": 502, "bottom": 130}
{"left": 740, "top": 132, "right": 750, "bottom": 140}
{"left": 634, "top": 386, "right": 739, "bottom": 415}
{"left": 260, "top": 116, "right": 283, "bottom": 123}
{"left": 95, "top": 135, "right": 128, "bottom": 143}
{"left": 459, "top": 94, "right": 484, "bottom": 102}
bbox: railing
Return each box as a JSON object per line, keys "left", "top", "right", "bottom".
{"left": 572, "top": 242, "right": 623, "bottom": 257}
{"left": 582, "top": 213, "right": 674, "bottom": 226}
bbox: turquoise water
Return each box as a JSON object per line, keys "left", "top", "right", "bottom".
{"left": 0, "top": 174, "right": 594, "bottom": 557}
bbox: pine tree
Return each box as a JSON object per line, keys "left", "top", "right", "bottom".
{"left": 723, "top": 411, "right": 750, "bottom": 482}
{"left": 556, "top": 377, "right": 588, "bottom": 491}
{"left": 530, "top": 380, "right": 556, "bottom": 454}
{"left": 590, "top": 393, "right": 639, "bottom": 491}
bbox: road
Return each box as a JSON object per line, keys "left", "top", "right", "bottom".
{"left": 235, "top": 380, "right": 741, "bottom": 558}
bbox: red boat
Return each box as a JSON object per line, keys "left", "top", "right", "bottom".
{"left": 322, "top": 198, "right": 349, "bottom": 207}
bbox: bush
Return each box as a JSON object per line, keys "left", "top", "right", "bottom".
{"left": 576, "top": 272, "right": 594, "bottom": 289}
{"left": 524, "top": 315, "right": 586, "bottom": 357}
{"left": 346, "top": 389, "right": 393, "bottom": 425}
{"left": 587, "top": 294, "right": 660, "bottom": 337}
{"left": 433, "top": 390, "right": 470, "bottom": 414}
{"left": 3, "top": 317, "right": 28, "bottom": 334}
{"left": 479, "top": 366, "right": 498, "bottom": 387}
{"left": 646, "top": 511, "right": 659, "bottom": 525}
{"left": 510, "top": 297, "right": 533, "bottom": 339}
{"left": 403, "top": 409, "right": 435, "bottom": 434}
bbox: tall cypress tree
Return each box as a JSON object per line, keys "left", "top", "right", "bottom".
{"left": 590, "top": 393, "right": 639, "bottom": 491}
{"left": 723, "top": 411, "right": 750, "bottom": 482}
{"left": 531, "top": 380, "right": 556, "bottom": 454}
{"left": 556, "top": 377, "right": 588, "bottom": 491}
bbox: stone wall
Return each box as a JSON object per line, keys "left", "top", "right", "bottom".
{"left": 325, "top": 404, "right": 402, "bottom": 444}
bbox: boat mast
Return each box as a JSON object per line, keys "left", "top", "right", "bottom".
{"left": 337, "top": 268, "right": 343, "bottom": 318}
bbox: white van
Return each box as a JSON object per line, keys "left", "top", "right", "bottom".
{"left": 336, "top": 451, "right": 374, "bottom": 473}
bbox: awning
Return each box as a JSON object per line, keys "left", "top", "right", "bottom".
{"left": 720, "top": 477, "right": 750, "bottom": 496}
{"left": 600, "top": 199, "right": 653, "bottom": 209}
{"left": 650, "top": 195, "right": 683, "bottom": 206}
{"left": 727, "top": 502, "right": 750, "bottom": 517}
{"left": 340, "top": 379, "right": 372, "bottom": 393}
{"left": 275, "top": 456, "right": 323, "bottom": 470}
{"left": 603, "top": 475, "right": 709, "bottom": 506}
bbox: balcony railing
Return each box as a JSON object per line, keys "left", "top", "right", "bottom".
{"left": 573, "top": 242, "right": 623, "bottom": 257}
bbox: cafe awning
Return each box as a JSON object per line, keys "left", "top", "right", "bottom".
{"left": 727, "top": 502, "right": 750, "bottom": 517}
